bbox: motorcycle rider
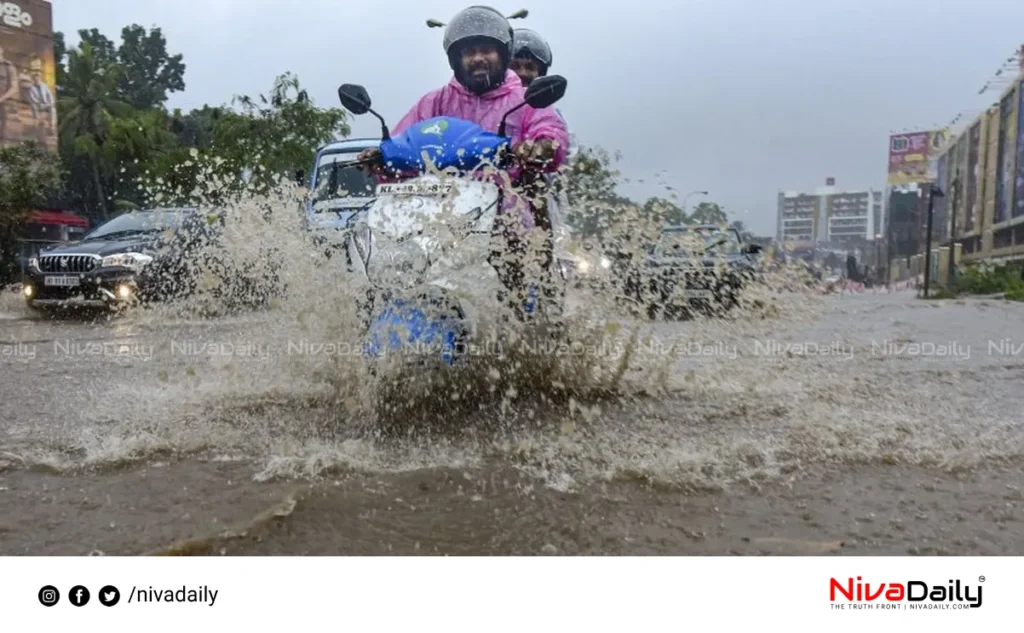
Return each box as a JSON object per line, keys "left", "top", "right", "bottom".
{"left": 358, "top": 6, "right": 569, "bottom": 318}
{"left": 359, "top": 7, "right": 567, "bottom": 171}
{"left": 509, "top": 28, "right": 551, "bottom": 87}
{"left": 509, "top": 26, "right": 575, "bottom": 315}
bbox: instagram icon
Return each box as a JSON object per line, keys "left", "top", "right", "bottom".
{"left": 38, "top": 585, "right": 60, "bottom": 606}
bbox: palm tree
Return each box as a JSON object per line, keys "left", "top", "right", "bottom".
{"left": 57, "top": 40, "right": 133, "bottom": 218}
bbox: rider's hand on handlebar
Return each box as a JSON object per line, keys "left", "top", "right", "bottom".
{"left": 513, "top": 139, "right": 557, "bottom": 169}
{"left": 356, "top": 147, "right": 383, "bottom": 174}
{"left": 356, "top": 146, "right": 380, "bottom": 167}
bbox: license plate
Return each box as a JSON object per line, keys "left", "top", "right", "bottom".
{"left": 44, "top": 275, "right": 80, "bottom": 287}
{"left": 683, "top": 289, "right": 712, "bottom": 299}
{"left": 377, "top": 182, "right": 454, "bottom": 196}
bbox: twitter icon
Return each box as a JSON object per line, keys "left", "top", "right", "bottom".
{"left": 98, "top": 585, "right": 120, "bottom": 607}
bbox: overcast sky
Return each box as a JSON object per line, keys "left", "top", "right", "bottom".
{"left": 54, "top": 0, "right": 1024, "bottom": 235}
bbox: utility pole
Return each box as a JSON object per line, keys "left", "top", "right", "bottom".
{"left": 922, "top": 184, "right": 945, "bottom": 298}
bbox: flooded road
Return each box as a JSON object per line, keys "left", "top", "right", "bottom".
{"left": 2, "top": 288, "right": 1023, "bottom": 555}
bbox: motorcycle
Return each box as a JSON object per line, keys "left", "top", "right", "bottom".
{"left": 334, "top": 75, "right": 569, "bottom": 368}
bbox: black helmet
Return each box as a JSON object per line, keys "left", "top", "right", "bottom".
{"left": 512, "top": 28, "right": 552, "bottom": 74}
{"left": 442, "top": 6, "right": 515, "bottom": 71}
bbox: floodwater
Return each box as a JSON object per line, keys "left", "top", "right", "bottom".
{"left": 2, "top": 285, "right": 1022, "bottom": 556}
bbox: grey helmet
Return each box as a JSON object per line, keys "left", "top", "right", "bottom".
{"left": 441, "top": 6, "right": 515, "bottom": 72}
{"left": 512, "top": 28, "right": 552, "bottom": 73}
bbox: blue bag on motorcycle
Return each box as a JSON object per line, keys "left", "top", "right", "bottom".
{"left": 379, "top": 116, "right": 511, "bottom": 173}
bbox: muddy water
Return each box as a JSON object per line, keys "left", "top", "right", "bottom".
{"left": 1, "top": 289, "right": 1023, "bottom": 555}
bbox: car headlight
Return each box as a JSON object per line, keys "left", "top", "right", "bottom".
{"left": 101, "top": 252, "right": 154, "bottom": 269}
{"left": 577, "top": 259, "right": 592, "bottom": 274}
{"left": 600, "top": 256, "right": 611, "bottom": 269}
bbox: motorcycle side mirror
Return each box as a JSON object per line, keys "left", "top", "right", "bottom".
{"left": 498, "top": 74, "right": 568, "bottom": 137}
{"left": 338, "top": 83, "right": 391, "bottom": 140}
{"left": 524, "top": 75, "right": 567, "bottom": 109}
{"left": 338, "top": 84, "right": 371, "bottom": 114}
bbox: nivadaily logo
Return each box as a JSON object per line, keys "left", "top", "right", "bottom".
{"left": 830, "top": 576, "right": 984, "bottom": 610}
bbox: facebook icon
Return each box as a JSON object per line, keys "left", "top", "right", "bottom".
{"left": 69, "top": 585, "right": 90, "bottom": 606}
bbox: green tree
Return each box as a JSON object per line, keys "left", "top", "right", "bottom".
{"left": 57, "top": 39, "right": 133, "bottom": 217}
{"left": 116, "top": 24, "right": 186, "bottom": 110}
{"left": 76, "top": 28, "right": 118, "bottom": 67}
{"left": 643, "top": 196, "right": 687, "bottom": 226}
{"left": 558, "top": 144, "right": 636, "bottom": 238}
{"left": 0, "top": 143, "right": 63, "bottom": 282}
{"left": 169, "top": 105, "right": 223, "bottom": 149}
{"left": 53, "top": 31, "right": 68, "bottom": 97}
{"left": 148, "top": 72, "right": 350, "bottom": 204}
{"left": 689, "top": 201, "right": 728, "bottom": 225}
{"left": 101, "top": 108, "right": 179, "bottom": 209}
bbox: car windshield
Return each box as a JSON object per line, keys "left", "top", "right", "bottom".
{"left": 312, "top": 150, "right": 378, "bottom": 203}
{"left": 652, "top": 227, "right": 741, "bottom": 256}
{"left": 85, "top": 210, "right": 192, "bottom": 240}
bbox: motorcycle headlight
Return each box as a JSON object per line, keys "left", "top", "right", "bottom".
{"left": 101, "top": 252, "right": 154, "bottom": 270}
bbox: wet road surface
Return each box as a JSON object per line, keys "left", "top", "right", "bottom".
{"left": 1, "top": 287, "right": 1023, "bottom": 555}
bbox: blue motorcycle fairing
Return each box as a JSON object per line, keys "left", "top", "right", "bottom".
{"left": 363, "top": 297, "right": 462, "bottom": 366}
{"left": 380, "top": 117, "right": 511, "bottom": 174}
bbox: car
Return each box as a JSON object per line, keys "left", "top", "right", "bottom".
{"left": 618, "top": 224, "right": 763, "bottom": 319}
{"left": 303, "top": 138, "right": 381, "bottom": 257}
{"left": 559, "top": 238, "right": 614, "bottom": 289}
{"left": 21, "top": 207, "right": 282, "bottom": 313}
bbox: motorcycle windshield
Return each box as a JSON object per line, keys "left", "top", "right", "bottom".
{"left": 380, "top": 117, "right": 510, "bottom": 173}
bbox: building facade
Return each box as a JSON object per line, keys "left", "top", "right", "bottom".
{"left": 776, "top": 180, "right": 881, "bottom": 247}
{"left": 930, "top": 50, "right": 1024, "bottom": 264}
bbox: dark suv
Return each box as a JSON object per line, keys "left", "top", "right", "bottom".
{"left": 22, "top": 207, "right": 281, "bottom": 312}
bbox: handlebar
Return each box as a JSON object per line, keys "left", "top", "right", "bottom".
{"left": 354, "top": 143, "right": 556, "bottom": 177}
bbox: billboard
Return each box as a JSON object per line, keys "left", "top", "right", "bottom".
{"left": 1016, "top": 79, "right": 1024, "bottom": 218}
{"left": 886, "top": 188, "right": 924, "bottom": 258}
{"left": 996, "top": 90, "right": 1015, "bottom": 224}
{"left": 0, "top": 0, "right": 57, "bottom": 151}
{"left": 966, "top": 123, "right": 981, "bottom": 232}
{"left": 887, "top": 129, "right": 949, "bottom": 185}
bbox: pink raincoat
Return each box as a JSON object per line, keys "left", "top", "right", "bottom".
{"left": 393, "top": 69, "right": 569, "bottom": 167}
{"left": 386, "top": 69, "right": 570, "bottom": 229}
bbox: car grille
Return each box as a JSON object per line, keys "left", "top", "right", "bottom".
{"left": 38, "top": 254, "right": 100, "bottom": 273}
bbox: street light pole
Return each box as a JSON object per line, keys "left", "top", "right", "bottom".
{"left": 922, "top": 183, "right": 945, "bottom": 298}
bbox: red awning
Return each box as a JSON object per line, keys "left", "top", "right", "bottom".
{"left": 25, "top": 210, "right": 90, "bottom": 228}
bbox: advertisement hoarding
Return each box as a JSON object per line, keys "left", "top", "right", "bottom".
{"left": 996, "top": 90, "right": 1015, "bottom": 224}
{"left": 966, "top": 123, "right": 981, "bottom": 232}
{"left": 1016, "top": 79, "right": 1024, "bottom": 218}
{"left": 0, "top": 0, "right": 57, "bottom": 151}
{"left": 887, "top": 129, "right": 948, "bottom": 185}
{"left": 886, "top": 188, "right": 923, "bottom": 259}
